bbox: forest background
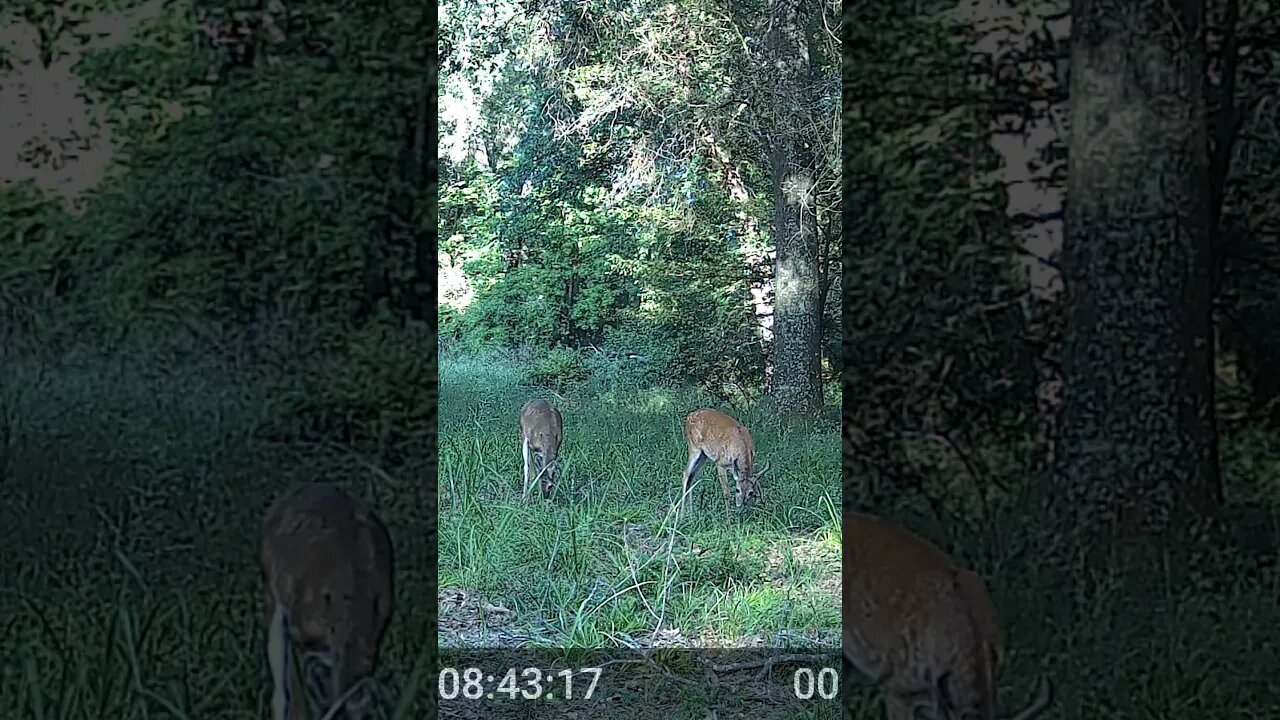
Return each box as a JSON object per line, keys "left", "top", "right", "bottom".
{"left": 0, "top": 0, "right": 1276, "bottom": 718}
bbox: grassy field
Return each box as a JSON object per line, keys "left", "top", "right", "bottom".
{"left": 6, "top": 337, "right": 1278, "bottom": 720}
{"left": 0, "top": 335, "right": 436, "bottom": 719}
{"left": 851, "top": 538, "right": 1280, "bottom": 719}
{"left": 840, "top": 451, "right": 1280, "bottom": 719}
{"left": 435, "top": 348, "right": 1278, "bottom": 720}
{"left": 437, "top": 350, "right": 843, "bottom": 650}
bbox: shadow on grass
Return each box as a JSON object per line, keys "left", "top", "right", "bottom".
{"left": 0, "top": 332, "right": 435, "bottom": 719}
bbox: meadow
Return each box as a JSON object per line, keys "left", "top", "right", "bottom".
{"left": 5, "top": 335, "right": 1278, "bottom": 720}
{"left": 842, "top": 437, "right": 1280, "bottom": 719}
{"left": 437, "top": 347, "right": 1280, "bottom": 719}
{"left": 0, "top": 332, "right": 841, "bottom": 720}
{"left": 437, "top": 350, "right": 843, "bottom": 649}
{"left": 0, "top": 332, "right": 436, "bottom": 719}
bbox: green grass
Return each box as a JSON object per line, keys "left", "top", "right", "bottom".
{"left": 434, "top": 351, "right": 1279, "bottom": 718}
{"left": 0, "top": 338, "right": 435, "bottom": 719}
{"left": 6, "top": 339, "right": 1277, "bottom": 720}
{"left": 979, "top": 555, "right": 1279, "bottom": 719}
{"left": 438, "top": 350, "right": 843, "bottom": 649}
{"left": 838, "top": 472, "right": 1280, "bottom": 719}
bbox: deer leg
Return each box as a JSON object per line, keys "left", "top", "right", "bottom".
{"left": 325, "top": 647, "right": 351, "bottom": 720}
{"left": 539, "top": 456, "right": 556, "bottom": 497}
{"left": 680, "top": 450, "right": 706, "bottom": 514}
{"left": 266, "top": 601, "right": 292, "bottom": 720}
{"left": 304, "top": 655, "right": 329, "bottom": 712}
{"left": 715, "top": 464, "right": 733, "bottom": 512}
{"left": 320, "top": 634, "right": 378, "bottom": 720}
{"left": 521, "top": 437, "right": 533, "bottom": 501}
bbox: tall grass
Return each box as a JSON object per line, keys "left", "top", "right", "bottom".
{"left": 7, "top": 336, "right": 1276, "bottom": 719}
{"left": 0, "top": 332, "right": 434, "bottom": 719}
{"left": 437, "top": 349, "right": 843, "bottom": 649}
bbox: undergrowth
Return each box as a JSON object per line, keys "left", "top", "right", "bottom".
{"left": 0, "top": 325, "right": 434, "bottom": 720}
{"left": 437, "top": 348, "right": 843, "bottom": 649}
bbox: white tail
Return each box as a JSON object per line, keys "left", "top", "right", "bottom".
{"left": 259, "top": 483, "right": 394, "bottom": 720}
{"left": 679, "top": 408, "right": 760, "bottom": 515}
{"left": 843, "top": 512, "right": 1052, "bottom": 720}
{"left": 519, "top": 399, "right": 563, "bottom": 500}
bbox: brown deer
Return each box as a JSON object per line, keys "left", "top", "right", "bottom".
{"left": 843, "top": 511, "right": 1053, "bottom": 720}
{"left": 259, "top": 483, "right": 394, "bottom": 720}
{"left": 679, "top": 408, "right": 765, "bottom": 514}
{"left": 519, "top": 399, "right": 563, "bottom": 500}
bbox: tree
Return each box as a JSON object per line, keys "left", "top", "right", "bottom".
{"left": 766, "top": 0, "right": 823, "bottom": 418}
{"left": 1055, "top": 0, "right": 1220, "bottom": 566}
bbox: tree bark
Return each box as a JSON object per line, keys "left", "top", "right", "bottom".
{"left": 1056, "top": 0, "right": 1220, "bottom": 568}
{"left": 766, "top": 0, "right": 822, "bottom": 419}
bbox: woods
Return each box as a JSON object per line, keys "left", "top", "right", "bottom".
{"left": 2, "top": 0, "right": 439, "bottom": 717}
{"left": 843, "top": 0, "right": 1278, "bottom": 717}
{"left": 0, "top": 0, "right": 1277, "bottom": 717}
{"left": 2, "top": 0, "right": 844, "bottom": 717}
{"left": 438, "top": 5, "right": 842, "bottom": 712}
{"left": 435, "top": 3, "right": 847, "bottom": 719}
{"left": 438, "top": 1, "right": 842, "bottom": 410}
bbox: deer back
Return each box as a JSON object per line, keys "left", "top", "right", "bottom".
{"left": 842, "top": 513, "right": 993, "bottom": 698}
{"left": 259, "top": 483, "right": 394, "bottom": 681}
{"left": 520, "top": 399, "right": 563, "bottom": 458}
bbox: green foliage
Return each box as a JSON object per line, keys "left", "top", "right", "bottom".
{"left": 437, "top": 350, "right": 842, "bottom": 648}
{"left": 0, "top": 184, "right": 76, "bottom": 335}
{"left": 439, "top": 0, "right": 841, "bottom": 395}
{"left": 526, "top": 345, "right": 589, "bottom": 391}
{"left": 0, "top": 335, "right": 434, "bottom": 718}
{"left": 843, "top": 0, "right": 1038, "bottom": 509}
{"left": 442, "top": 149, "right": 775, "bottom": 389}
{"left": 0, "top": 0, "right": 433, "bottom": 339}
{"left": 261, "top": 323, "right": 435, "bottom": 465}
{"left": 0, "top": 3, "right": 438, "bottom": 713}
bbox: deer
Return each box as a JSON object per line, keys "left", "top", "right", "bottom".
{"left": 258, "top": 483, "right": 394, "bottom": 720}
{"left": 678, "top": 408, "right": 765, "bottom": 515}
{"left": 843, "top": 511, "right": 1053, "bottom": 720}
{"left": 519, "top": 399, "right": 563, "bottom": 500}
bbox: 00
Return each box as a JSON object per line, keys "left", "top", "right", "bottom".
{"left": 793, "top": 667, "right": 838, "bottom": 700}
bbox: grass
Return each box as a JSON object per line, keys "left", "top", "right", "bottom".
{"left": 837, "top": 459, "right": 1280, "bottom": 718}
{"left": 435, "top": 347, "right": 1280, "bottom": 719}
{"left": 437, "top": 350, "right": 843, "bottom": 649}
{"left": 979, "top": 555, "right": 1279, "bottom": 719}
{"left": 5, "top": 337, "right": 1277, "bottom": 720}
{"left": 0, "top": 335, "right": 435, "bottom": 719}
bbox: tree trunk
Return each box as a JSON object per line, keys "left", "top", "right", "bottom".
{"left": 1055, "top": 0, "right": 1220, "bottom": 568}
{"left": 766, "top": 0, "right": 822, "bottom": 419}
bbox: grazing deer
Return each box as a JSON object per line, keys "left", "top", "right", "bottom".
{"left": 843, "top": 511, "right": 1053, "bottom": 720}
{"left": 259, "top": 483, "right": 394, "bottom": 720}
{"left": 679, "top": 408, "right": 764, "bottom": 514}
{"left": 519, "top": 399, "right": 564, "bottom": 500}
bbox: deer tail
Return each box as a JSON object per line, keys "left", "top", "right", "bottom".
{"left": 267, "top": 601, "right": 293, "bottom": 720}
